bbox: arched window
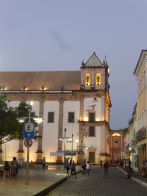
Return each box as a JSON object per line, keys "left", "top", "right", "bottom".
{"left": 85, "top": 73, "right": 90, "bottom": 86}
{"left": 96, "top": 73, "right": 101, "bottom": 85}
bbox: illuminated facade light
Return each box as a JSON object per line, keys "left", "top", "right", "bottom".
{"left": 30, "top": 101, "right": 34, "bottom": 106}
{"left": 112, "top": 133, "right": 121, "bottom": 136}
{"left": 40, "top": 86, "right": 47, "bottom": 91}
{"left": 0, "top": 85, "right": 5, "bottom": 90}
{"left": 84, "top": 117, "right": 88, "bottom": 121}
{"left": 22, "top": 86, "right": 29, "bottom": 91}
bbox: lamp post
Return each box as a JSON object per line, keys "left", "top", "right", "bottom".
{"left": 59, "top": 128, "right": 73, "bottom": 167}
{"left": 25, "top": 106, "right": 31, "bottom": 185}
{"left": 71, "top": 134, "right": 73, "bottom": 162}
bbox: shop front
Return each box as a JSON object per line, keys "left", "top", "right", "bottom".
{"left": 136, "top": 127, "right": 147, "bottom": 171}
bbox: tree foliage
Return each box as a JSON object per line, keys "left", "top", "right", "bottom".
{"left": 0, "top": 95, "right": 38, "bottom": 144}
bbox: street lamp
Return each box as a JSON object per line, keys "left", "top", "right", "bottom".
{"left": 71, "top": 134, "right": 73, "bottom": 162}
{"left": 59, "top": 128, "right": 73, "bottom": 166}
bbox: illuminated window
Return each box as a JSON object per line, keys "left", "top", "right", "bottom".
{"left": 96, "top": 73, "right": 101, "bottom": 85}
{"left": 85, "top": 73, "right": 90, "bottom": 86}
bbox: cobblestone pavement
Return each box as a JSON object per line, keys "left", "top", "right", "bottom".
{"left": 48, "top": 166, "right": 147, "bottom": 196}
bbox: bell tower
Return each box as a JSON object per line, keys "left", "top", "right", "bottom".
{"left": 80, "top": 52, "right": 109, "bottom": 91}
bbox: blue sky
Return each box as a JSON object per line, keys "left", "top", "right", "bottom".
{"left": 0, "top": 0, "right": 147, "bottom": 129}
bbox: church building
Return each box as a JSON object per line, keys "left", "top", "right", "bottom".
{"left": 0, "top": 52, "right": 111, "bottom": 164}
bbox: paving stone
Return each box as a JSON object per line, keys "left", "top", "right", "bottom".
{"left": 48, "top": 167, "right": 147, "bottom": 196}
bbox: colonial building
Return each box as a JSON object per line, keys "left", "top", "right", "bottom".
{"left": 0, "top": 52, "right": 111, "bottom": 164}
{"left": 124, "top": 103, "right": 138, "bottom": 171}
{"left": 134, "top": 50, "right": 147, "bottom": 171}
{"left": 110, "top": 130, "right": 125, "bottom": 164}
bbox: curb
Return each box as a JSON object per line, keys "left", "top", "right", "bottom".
{"left": 34, "top": 176, "right": 68, "bottom": 196}
{"left": 34, "top": 169, "right": 82, "bottom": 196}
{"left": 117, "top": 167, "right": 147, "bottom": 189}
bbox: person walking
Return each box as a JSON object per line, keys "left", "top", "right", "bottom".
{"left": 86, "top": 161, "right": 91, "bottom": 176}
{"left": 81, "top": 161, "right": 86, "bottom": 175}
{"left": 11, "top": 157, "right": 18, "bottom": 176}
{"left": 103, "top": 161, "right": 109, "bottom": 176}
{"left": 100, "top": 160, "right": 103, "bottom": 167}
{"left": 42, "top": 157, "right": 46, "bottom": 170}
{"left": 65, "top": 160, "right": 70, "bottom": 177}
{"left": 71, "top": 161, "right": 76, "bottom": 177}
{"left": 4, "top": 161, "right": 11, "bottom": 176}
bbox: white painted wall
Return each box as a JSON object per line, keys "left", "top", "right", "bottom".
{"left": 84, "top": 126, "right": 101, "bottom": 163}
{"left": 42, "top": 101, "right": 59, "bottom": 162}
{"left": 63, "top": 101, "right": 80, "bottom": 153}
{"left": 83, "top": 97, "right": 102, "bottom": 121}
{"left": 2, "top": 139, "right": 19, "bottom": 161}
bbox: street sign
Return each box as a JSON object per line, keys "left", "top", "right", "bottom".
{"left": 24, "top": 139, "right": 33, "bottom": 147}
{"left": 65, "top": 150, "right": 76, "bottom": 156}
{"left": 23, "top": 122, "right": 35, "bottom": 139}
{"left": 50, "top": 152, "right": 64, "bottom": 156}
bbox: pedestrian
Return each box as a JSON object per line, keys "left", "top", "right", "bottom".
{"left": 86, "top": 161, "right": 91, "bottom": 176}
{"left": 125, "top": 159, "right": 129, "bottom": 169}
{"left": 127, "top": 166, "right": 134, "bottom": 178}
{"left": 11, "top": 157, "right": 18, "bottom": 176}
{"left": 81, "top": 161, "right": 86, "bottom": 175}
{"left": 42, "top": 157, "right": 46, "bottom": 170}
{"left": 100, "top": 160, "right": 103, "bottom": 167}
{"left": 103, "top": 160, "right": 109, "bottom": 176}
{"left": 65, "top": 160, "right": 70, "bottom": 177}
{"left": 120, "top": 160, "right": 123, "bottom": 168}
{"left": 71, "top": 161, "right": 76, "bottom": 177}
{"left": 129, "top": 160, "right": 131, "bottom": 167}
{"left": 4, "top": 161, "right": 11, "bottom": 176}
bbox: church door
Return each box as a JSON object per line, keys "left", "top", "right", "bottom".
{"left": 89, "top": 152, "right": 95, "bottom": 163}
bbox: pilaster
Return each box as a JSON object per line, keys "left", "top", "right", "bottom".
{"left": 0, "top": 144, "right": 2, "bottom": 162}
{"left": 77, "top": 96, "right": 85, "bottom": 163}
{"left": 56, "top": 98, "right": 64, "bottom": 163}
{"left": 36, "top": 99, "right": 44, "bottom": 160}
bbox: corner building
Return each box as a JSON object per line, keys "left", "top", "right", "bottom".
{"left": 0, "top": 53, "right": 111, "bottom": 164}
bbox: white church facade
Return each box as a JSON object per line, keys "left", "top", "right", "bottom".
{"left": 0, "top": 53, "right": 111, "bottom": 164}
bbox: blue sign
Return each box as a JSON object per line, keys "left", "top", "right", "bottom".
{"left": 23, "top": 122, "right": 35, "bottom": 139}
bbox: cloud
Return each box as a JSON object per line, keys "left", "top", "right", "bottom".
{"left": 50, "top": 30, "right": 71, "bottom": 51}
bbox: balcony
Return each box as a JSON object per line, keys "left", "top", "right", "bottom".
{"left": 136, "top": 127, "right": 146, "bottom": 141}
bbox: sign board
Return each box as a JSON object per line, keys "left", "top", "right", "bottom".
{"left": 65, "top": 151, "right": 76, "bottom": 156}
{"left": 77, "top": 150, "right": 84, "bottom": 154}
{"left": 50, "top": 152, "right": 64, "bottom": 156}
{"left": 121, "top": 152, "right": 125, "bottom": 157}
{"left": 24, "top": 139, "right": 33, "bottom": 147}
{"left": 23, "top": 122, "right": 35, "bottom": 139}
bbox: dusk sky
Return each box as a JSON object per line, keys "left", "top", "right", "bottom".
{"left": 0, "top": 0, "right": 147, "bottom": 129}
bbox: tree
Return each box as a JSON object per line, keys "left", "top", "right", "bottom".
{"left": 0, "top": 95, "right": 38, "bottom": 144}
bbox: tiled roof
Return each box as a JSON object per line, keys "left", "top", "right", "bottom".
{"left": 0, "top": 71, "right": 81, "bottom": 91}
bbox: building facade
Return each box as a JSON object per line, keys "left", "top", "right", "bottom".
{"left": 0, "top": 53, "right": 111, "bottom": 164}
{"left": 134, "top": 50, "right": 147, "bottom": 171}
{"left": 110, "top": 130, "right": 125, "bottom": 164}
{"left": 124, "top": 104, "right": 138, "bottom": 171}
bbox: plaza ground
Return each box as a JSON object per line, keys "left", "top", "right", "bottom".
{"left": 48, "top": 167, "right": 147, "bottom": 196}
{"left": 0, "top": 165, "right": 67, "bottom": 196}
{"left": 0, "top": 165, "right": 147, "bottom": 196}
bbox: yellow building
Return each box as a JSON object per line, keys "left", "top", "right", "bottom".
{"left": 134, "top": 50, "right": 147, "bottom": 171}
